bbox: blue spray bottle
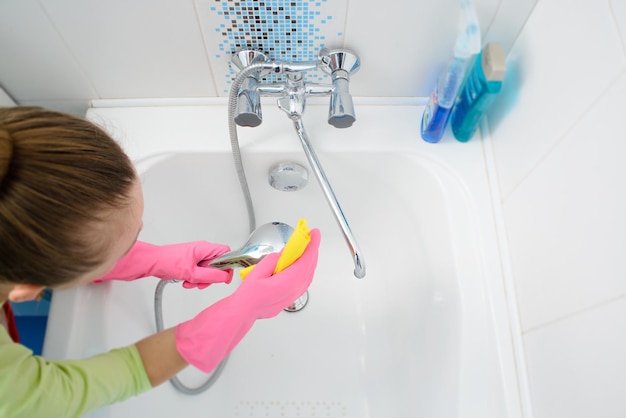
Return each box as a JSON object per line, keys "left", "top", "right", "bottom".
{"left": 420, "top": 0, "right": 481, "bottom": 143}
{"left": 450, "top": 42, "right": 506, "bottom": 142}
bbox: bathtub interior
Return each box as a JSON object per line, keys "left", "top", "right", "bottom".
{"left": 72, "top": 149, "right": 482, "bottom": 418}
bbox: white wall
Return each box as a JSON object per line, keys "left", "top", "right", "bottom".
{"left": 0, "top": 0, "right": 535, "bottom": 114}
{"left": 487, "top": 0, "right": 626, "bottom": 417}
{"left": 0, "top": 86, "right": 15, "bottom": 106}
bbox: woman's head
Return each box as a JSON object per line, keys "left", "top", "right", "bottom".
{"left": 0, "top": 107, "right": 140, "bottom": 289}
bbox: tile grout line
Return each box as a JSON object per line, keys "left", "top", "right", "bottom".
{"left": 523, "top": 292, "right": 626, "bottom": 335}
{"left": 35, "top": 0, "right": 101, "bottom": 99}
{"left": 192, "top": 0, "right": 220, "bottom": 96}
{"left": 608, "top": 0, "right": 626, "bottom": 60}
{"left": 500, "top": 69, "right": 626, "bottom": 203}
{"left": 499, "top": 0, "right": 626, "bottom": 202}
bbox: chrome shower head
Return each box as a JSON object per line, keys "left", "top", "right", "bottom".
{"left": 198, "top": 222, "right": 294, "bottom": 269}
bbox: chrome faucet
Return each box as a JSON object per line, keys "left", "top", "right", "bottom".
{"left": 229, "top": 48, "right": 365, "bottom": 279}
{"left": 230, "top": 48, "right": 360, "bottom": 129}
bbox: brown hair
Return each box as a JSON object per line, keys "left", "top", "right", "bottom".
{"left": 0, "top": 107, "right": 136, "bottom": 287}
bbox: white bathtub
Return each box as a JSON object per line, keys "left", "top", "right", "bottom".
{"left": 44, "top": 101, "right": 525, "bottom": 418}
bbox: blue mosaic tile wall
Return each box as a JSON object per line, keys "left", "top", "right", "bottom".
{"left": 209, "top": 0, "right": 343, "bottom": 93}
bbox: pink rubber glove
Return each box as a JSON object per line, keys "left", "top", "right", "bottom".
{"left": 176, "top": 229, "right": 321, "bottom": 373}
{"left": 95, "top": 241, "right": 233, "bottom": 289}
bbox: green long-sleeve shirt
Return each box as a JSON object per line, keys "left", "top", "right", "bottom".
{"left": 0, "top": 321, "right": 151, "bottom": 417}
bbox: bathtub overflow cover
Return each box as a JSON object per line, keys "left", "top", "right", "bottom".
{"left": 268, "top": 162, "right": 308, "bottom": 192}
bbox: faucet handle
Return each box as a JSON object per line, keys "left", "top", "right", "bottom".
{"left": 230, "top": 50, "right": 269, "bottom": 71}
{"left": 319, "top": 49, "right": 360, "bottom": 128}
{"left": 231, "top": 51, "right": 269, "bottom": 127}
{"left": 318, "top": 48, "right": 360, "bottom": 77}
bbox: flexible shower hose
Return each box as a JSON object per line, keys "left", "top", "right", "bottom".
{"left": 153, "top": 279, "right": 228, "bottom": 395}
{"left": 152, "top": 62, "right": 276, "bottom": 394}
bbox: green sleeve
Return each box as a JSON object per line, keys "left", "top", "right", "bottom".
{"left": 0, "top": 327, "right": 152, "bottom": 418}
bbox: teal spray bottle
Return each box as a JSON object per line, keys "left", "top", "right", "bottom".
{"left": 450, "top": 42, "right": 506, "bottom": 142}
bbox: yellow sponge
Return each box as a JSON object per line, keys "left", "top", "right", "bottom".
{"left": 240, "top": 219, "right": 311, "bottom": 279}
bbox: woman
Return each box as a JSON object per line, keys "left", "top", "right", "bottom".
{"left": 0, "top": 107, "right": 321, "bottom": 417}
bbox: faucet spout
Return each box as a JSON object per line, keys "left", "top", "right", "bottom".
{"left": 292, "top": 117, "right": 366, "bottom": 279}
{"left": 229, "top": 48, "right": 365, "bottom": 278}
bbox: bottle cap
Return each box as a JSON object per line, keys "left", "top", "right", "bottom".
{"left": 481, "top": 43, "right": 506, "bottom": 81}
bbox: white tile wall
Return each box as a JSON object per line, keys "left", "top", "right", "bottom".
{"left": 482, "top": 0, "right": 538, "bottom": 53}
{"left": 0, "top": 0, "right": 96, "bottom": 103}
{"left": 0, "top": 87, "right": 15, "bottom": 106}
{"left": 488, "top": 0, "right": 626, "bottom": 199}
{"left": 343, "top": 0, "right": 502, "bottom": 97}
{"left": 488, "top": 0, "right": 626, "bottom": 416}
{"left": 610, "top": 0, "right": 626, "bottom": 52}
{"left": 503, "top": 73, "right": 626, "bottom": 331}
{"left": 39, "top": 0, "right": 217, "bottom": 99}
{"left": 524, "top": 296, "right": 626, "bottom": 418}
{"left": 0, "top": 0, "right": 537, "bottom": 112}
